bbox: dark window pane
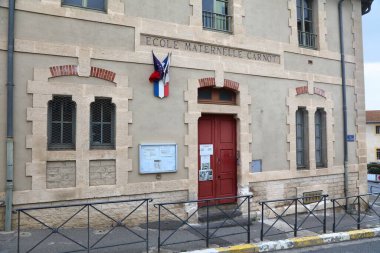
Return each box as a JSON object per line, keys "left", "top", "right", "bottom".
{"left": 198, "top": 88, "right": 212, "bottom": 100}
{"left": 51, "top": 101, "right": 62, "bottom": 121}
{"left": 63, "top": 102, "right": 73, "bottom": 122}
{"left": 51, "top": 123, "right": 61, "bottom": 144}
{"left": 62, "top": 0, "right": 82, "bottom": 7}
{"left": 202, "top": 0, "right": 214, "bottom": 12}
{"left": 91, "top": 102, "right": 102, "bottom": 122}
{"left": 219, "top": 89, "right": 233, "bottom": 101}
{"left": 62, "top": 123, "right": 73, "bottom": 143}
{"left": 87, "top": 0, "right": 105, "bottom": 10}
{"left": 102, "top": 103, "right": 113, "bottom": 122}
{"left": 103, "top": 124, "right": 112, "bottom": 144}
{"left": 92, "top": 124, "right": 101, "bottom": 144}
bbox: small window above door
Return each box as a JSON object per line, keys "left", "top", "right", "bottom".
{"left": 198, "top": 87, "right": 236, "bottom": 105}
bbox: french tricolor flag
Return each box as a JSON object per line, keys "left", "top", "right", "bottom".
{"left": 149, "top": 52, "right": 171, "bottom": 99}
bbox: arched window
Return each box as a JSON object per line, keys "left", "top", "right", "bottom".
{"left": 296, "top": 107, "right": 309, "bottom": 169}
{"left": 90, "top": 98, "right": 115, "bottom": 149}
{"left": 48, "top": 96, "right": 76, "bottom": 149}
{"left": 198, "top": 87, "right": 237, "bottom": 105}
{"left": 315, "top": 109, "right": 327, "bottom": 167}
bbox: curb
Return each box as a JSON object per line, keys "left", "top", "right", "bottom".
{"left": 188, "top": 227, "right": 380, "bottom": 252}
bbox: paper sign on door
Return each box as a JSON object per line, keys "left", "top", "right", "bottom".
{"left": 200, "top": 144, "right": 213, "bottom": 156}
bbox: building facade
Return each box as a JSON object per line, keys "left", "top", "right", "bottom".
{"left": 366, "top": 111, "right": 380, "bottom": 163}
{"left": 0, "top": 0, "right": 372, "bottom": 229}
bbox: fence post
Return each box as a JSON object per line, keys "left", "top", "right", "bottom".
{"left": 323, "top": 196, "right": 327, "bottom": 234}
{"left": 260, "top": 202, "right": 264, "bottom": 241}
{"left": 87, "top": 205, "right": 90, "bottom": 253}
{"left": 206, "top": 200, "right": 210, "bottom": 248}
{"left": 357, "top": 197, "right": 361, "bottom": 230}
{"left": 247, "top": 196, "right": 251, "bottom": 243}
{"left": 158, "top": 205, "right": 161, "bottom": 253}
{"left": 294, "top": 199, "right": 298, "bottom": 237}
{"left": 146, "top": 200, "right": 149, "bottom": 253}
{"left": 17, "top": 210, "right": 20, "bottom": 253}
{"left": 332, "top": 200, "right": 336, "bottom": 232}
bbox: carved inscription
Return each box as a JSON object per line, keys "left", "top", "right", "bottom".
{"left": 141, "top": 34, "right": 281, "bottom": 64}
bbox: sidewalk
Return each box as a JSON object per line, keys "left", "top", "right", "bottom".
{"left": 1, "top": 210, "right": 380, "bottom": 253}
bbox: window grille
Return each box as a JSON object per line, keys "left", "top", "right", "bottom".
{"left": 297, "top": 0, "right": 317, "bottom": 49}
{"left": 48, "top": 96, "right": 76, "bottom": 149}
{"left": 62, "top": 0, "right": 106, "bottom": 11}
{"left": 202, "top": 0, "right": 232, "bottom": 32}
{"left": 376, "top": 126, "right": 380, "bottom": 134}
{"left": 315, "top": 109, "right": 326, "bottom": 167}
{"left": 90, "top": 98, "right": 115, "bottom": 149}
{"left": 296, "top": 108, "right": 308, "bottom": 169}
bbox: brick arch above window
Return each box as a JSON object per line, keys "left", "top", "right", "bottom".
{"left": 198, "top": 77, "right": 240, "bottom": 91}
{"left": 49, "top": 65, "right": 116, "bottom": 83}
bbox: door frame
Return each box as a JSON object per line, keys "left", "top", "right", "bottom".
{"left": 184, "top": 78, "right": 252, "bottom": 206}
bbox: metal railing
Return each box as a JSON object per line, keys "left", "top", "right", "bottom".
{"left": 202, "top": 11, "right": 232, "bottom": 33}
{"left": 16, "top": 198, "right": 152, "bottom": 253}
{"left": 331, "top": 193, "right": 380, "bottom": 232}
{"left": 260, "top": 194, "right": 328, "bottom": 241}
{"left": 298, "top": 30, "right": 317, "bottom": 49}
{"left": 154, "top": 195, "right": 252, "bottom": 252}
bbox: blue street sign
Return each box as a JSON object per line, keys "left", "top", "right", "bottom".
{"left": 347, "top": 135, "right": 355, "bottom": 142}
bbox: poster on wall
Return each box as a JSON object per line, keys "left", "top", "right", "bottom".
{"left": 199, "top": 169, "right": 213, "bottom": 181}
{"left": 139, "top": 144, "right": 177, "bottom": 174}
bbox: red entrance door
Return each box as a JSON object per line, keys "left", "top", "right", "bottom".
{"left": 198, "top": 114, "right": 237, "bottom": 202}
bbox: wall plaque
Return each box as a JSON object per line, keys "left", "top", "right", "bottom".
{"left": 139, "top": 144, "right": 177, "bottom": 174}
{"left": 141, "top": 34, "right": 281, "bottom": 64}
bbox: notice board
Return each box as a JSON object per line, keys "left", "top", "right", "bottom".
{"left": 139, "top": 144, "right": 177, "bottom": 174}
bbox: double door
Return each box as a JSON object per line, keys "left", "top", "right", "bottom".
{"left": 198, "top": 114, "right": 237, "bottom": 202}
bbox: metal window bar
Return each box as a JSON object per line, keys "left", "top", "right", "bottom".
{"left": 296, "top": 109, "right": 306, "bottom": 168}
{"left": 260, "top": 195, "right": 328, "bottom": 241}
{"left": 331, "top": 193, "right": 380, "bottom": 232}
{"left": 154, "top": 195, "right": 252, "bottom": 252}
{"left": 298, "top": 30, "right": 317, "bottom": 49}
{"left": 48, "top": 96, "right": 76, "bottom": 149}
{"left": 90, "top": 98, "right": 115, "bottom": 148}
{"left": 16, "top": 198, "right": 152, "bottom": 253}
{"left": 202, "top": 11, "right": 232, "bottom": 33}
{"left": 315, "top": 110, "right": 323, "bottom": 167}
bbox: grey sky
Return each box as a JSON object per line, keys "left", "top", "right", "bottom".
{"left": 363, "top": 1, "right": 380, "bottom": 110}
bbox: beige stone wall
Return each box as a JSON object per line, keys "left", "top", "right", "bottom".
{"left": 14, "top": 190, "right": 188, "bottom": 230}
{"left": 46, "top": 161, "right": 76, "bottom": 189}
{"left": 0, "top": 0, "right": 367, "bottom": 229}
{"left": 89, "top": 160, "right": 116, "bottom": 186}
{"left": 366, "top": 124, "right": 380, "bottom": 163}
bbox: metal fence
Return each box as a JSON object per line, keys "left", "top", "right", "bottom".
{"left": 154, "top": 195, "right": 252, "bottom": 252}
{"left": 259, "top": 194, "right": 328, "bottom": 241}
{"left": 331, "top": 193, "right": 380, "bottom": 232}
{"left": 16, "top": 198, "right": 152, "bottom": 253}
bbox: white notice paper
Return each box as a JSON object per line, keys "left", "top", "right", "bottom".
{"left": 200, "top": 155, "right": 211, "bottom": 170}
{"left": 200, "top": 144, "right": 213, "bottom": 156}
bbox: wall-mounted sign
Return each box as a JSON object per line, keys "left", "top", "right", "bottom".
{"left": 139, "top": 144, "right": 177, "bottom": 174}
{"left": 141, "top": 34, "right": 281, "bottom": 64}
{"left": 346, "top": 135, "right": 356, "bottom": 142}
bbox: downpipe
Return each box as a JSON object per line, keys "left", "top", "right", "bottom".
{"left": 338, "top": 0, "right": 349, "bottom": 200}
{"left": 5, "top": 0, "right": 15, "bottom": 232}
